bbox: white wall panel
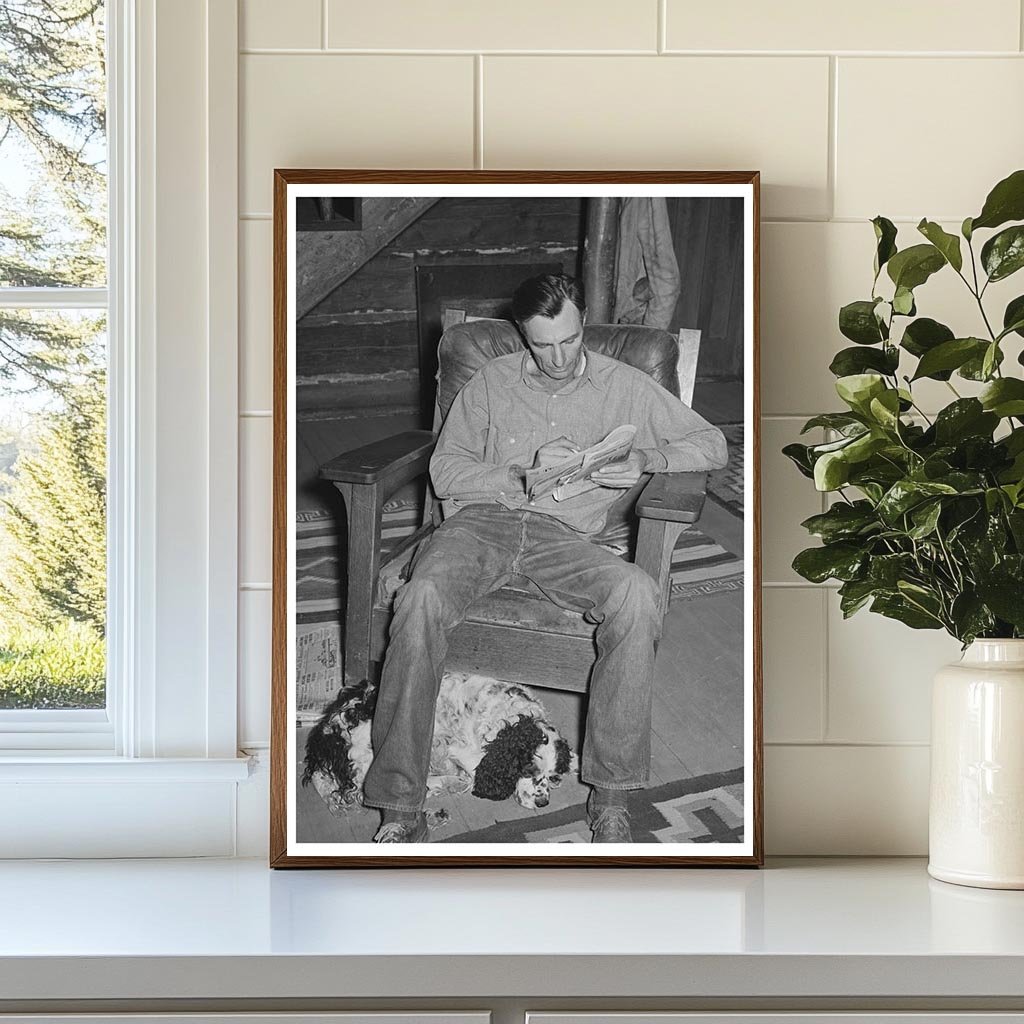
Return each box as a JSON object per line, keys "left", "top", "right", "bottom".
{"left": 483, "top": 56, "right": 831, "bottom": 219}
{"left": 836, "top": 58, "right": 1024, "bottom": 220}
{"left": 240, "top": 219, "right": 273, "bottom": 412}
{"left": 240, "top": 416, "right": 273, "bottom": 587}
{"left": 762, "top": 588, "right": 825, "bottom": 743}
{"left": 240, "top": 55, "right": 475, "bottom": 214}
{"left": 766, "top": 744, "right": 930, "bottom": 854}
{"left": 666, "top": 0, "right": 1021, "bottom": 53}
{"left": 329, "top": 0, "right": 657, "bottom": 51}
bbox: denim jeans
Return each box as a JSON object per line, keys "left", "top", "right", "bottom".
{"left": 361, "top": 505, "right": 663, "bottom": 813}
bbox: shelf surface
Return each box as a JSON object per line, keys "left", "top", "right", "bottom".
{"left": 1, "top": 856, "right": 1024, "bottom": 1001}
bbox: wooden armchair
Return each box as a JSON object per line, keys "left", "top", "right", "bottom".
{"left": 320, "top": 319, "right": 708, "bottom": 695}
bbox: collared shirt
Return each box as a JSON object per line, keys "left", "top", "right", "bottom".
{"left": 429, "top": 347, "right": 729, "bottom": 536}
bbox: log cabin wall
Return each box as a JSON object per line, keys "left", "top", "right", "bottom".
{"left": 667, "top": 196, "right": 745, "bottom": 382}
{"left": 295, "top": 195, "right": 585, "bottom": 421}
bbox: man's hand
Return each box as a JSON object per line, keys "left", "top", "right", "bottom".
{"left": 534, "top": 435, "right": 581, "bottom": 468}
{"left": 591, "top": 449, "right": 649, "bottom": 489}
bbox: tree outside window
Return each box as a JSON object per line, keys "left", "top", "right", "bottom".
{"left": 0, "top": 0, "right": 107, "bottom": 709}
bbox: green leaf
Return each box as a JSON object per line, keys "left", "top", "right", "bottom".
{"left": 976, "top": 580, "right": 1024, "bottom": 629}
{"left": 838, "top": 579, "right": 880, "bottom": 618}
{"left": 962, "top": 216, "right": 974, "bottom": 241}
{"left": 877, "top": 479, "right": 958, "bottom": 524}
{"left": 868, "top": 552, "right": 915, "bottom": 587}
{"left": 782, "top": 442, "right": 815, "bottom": 479}
{"left": 982, "top": 341, "right": 1001, "bottom": 381}
{"left": 814, "top": 450, "right": 851, "bottom": 491}
{"left": 839, "top": 300, "right": 886, "bottom": 345}
{"left": 871, "top": 594, "right": 943, "bottom": 630}
{"left": 933, "top": 399, "right": 999, "bottom": 445}
{"left": 835, "top": 373, "right": 887, "bottom": 413}
{"left": 829, "top": 345, "right": 899, "bottom": 378}
{"left": 872, "top": 216, "right": 898, "bottom": 277}
{"left": 887, "top": 244, "right": 946, "bottom": 291}
{"left": 979, "top": 378, "right": 1024, "bottom": 418}
{"left": 981, "top": 225, "right": 1024, "bottom": 282}
{"left": 868, "top": 389, "right": 902, "bottom": 430}
{"left": 1003, "top": 295, "right": 1024, "bottom": 340}
{"left": 900, "top": 317, "right": 954, "bottom": 358}
{"left": 971, "top": 168, "right": 1024, "bottom": 232}
{"left": 792, "top": 543, "right": 866, "bottom": 584}
{"left": 917, "top": 219, "right": 963, "bottom": 272}
{"left": 800, "top": 501, "right": 879, "bottom": 543}
{"left": 950, "top": 593, "right": 996, "bottom": 644}
{"left": 911, "top": 337, "right": 988, "bottom": 381}
{"left": 892, "top": 286, "right": 916, "bottom": 316}
{"left": 908, "top": 500, "right": 942, "bottom": 540}
{"left": 959, "top": 344, "right": 1004, "bottom": 381}
{"left": 800, "top": 413, "right": 866, "bottom": 435}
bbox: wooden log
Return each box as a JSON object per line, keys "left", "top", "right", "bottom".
{"left": 582, "top": 197, "right": 620, "bottom": 323}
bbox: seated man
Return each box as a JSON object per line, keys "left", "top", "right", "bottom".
{"left": 363, "top": 273, "right": 728, "bottom": 843}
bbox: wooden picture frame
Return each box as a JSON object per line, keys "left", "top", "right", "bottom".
{"left": 271, "top": 170, "right": 762, "bottom": 867}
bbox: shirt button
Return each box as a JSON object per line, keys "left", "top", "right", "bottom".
{"left": 550, "top": 422, "right": 556, "bottom": 426}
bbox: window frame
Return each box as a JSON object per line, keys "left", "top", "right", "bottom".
{"left": 0, "top": 0, "right": 247, "bottom": 857}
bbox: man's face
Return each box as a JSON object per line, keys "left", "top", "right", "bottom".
{"left": 519, "top": 302, "right": 585, "bottom": 383}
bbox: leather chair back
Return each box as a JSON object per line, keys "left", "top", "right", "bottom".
{"left": 436, "top": 319, "right": 680, "bottom": 420}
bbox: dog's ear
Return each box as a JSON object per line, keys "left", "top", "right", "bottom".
{"left": 554, "top": 737, "right": 574, "bottom": 776}
{"left": 472, "top": 716, "right": 545, "bottom": 801}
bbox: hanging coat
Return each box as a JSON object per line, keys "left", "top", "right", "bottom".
{"left": 612, "top": 197, "right": 681, "bottom": 331}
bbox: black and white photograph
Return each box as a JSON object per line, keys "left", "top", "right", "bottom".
{"left": 271, "top": 172, "right": 762, "bottom": 866}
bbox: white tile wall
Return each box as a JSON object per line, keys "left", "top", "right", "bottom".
{"left": 665, "top": 0, "right": 1021, "bottom": 54}
{"left": 483, "top": 56, "right": 831, "bottom": 220}
{"left": 326, "top": 0, "right": 659, "bottom": 52}
{"left": 236, "top": 2, "right": 1024, "bottom": 854}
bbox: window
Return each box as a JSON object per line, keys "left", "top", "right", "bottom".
{"left": 0, "top": 0, "right": 245, "bottom": 857}
{"left": 0, "top": 1, "right": 110, "bottom": 741}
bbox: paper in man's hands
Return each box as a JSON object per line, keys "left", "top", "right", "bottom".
{"left": 525, "top": 425, "right": 637, "bottom": 502}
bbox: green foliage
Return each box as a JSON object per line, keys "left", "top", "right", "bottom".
{"left": 786, "top": 170, "right": 1024, "bottom": 644}
{"left": 0, "top": 0, "right": 107, "bottom": 393}
{"left": 0, "top": 619, "right": 104, "bottom": 709}
{"left": 0, "top": 375, "right": 106, "bottom": 633}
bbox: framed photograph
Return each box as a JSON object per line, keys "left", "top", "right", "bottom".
{"left": 271, "top": 170, "right": 762, "bottom": 866}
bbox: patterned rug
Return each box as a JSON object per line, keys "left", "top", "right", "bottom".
{"left": 708, "top": 423, "right": 744, "bottom": 516}
{"left": 438, "top": 768, "right": 745, "bottom": 844}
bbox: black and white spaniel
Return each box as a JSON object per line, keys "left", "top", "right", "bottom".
{"left": 302, "top": 671, "right": 577, "bottom": 814}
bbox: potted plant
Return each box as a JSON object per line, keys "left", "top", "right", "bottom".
{"left": 784, "top": 169, "right": 1024, "bottom": 889}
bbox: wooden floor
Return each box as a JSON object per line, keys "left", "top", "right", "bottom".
{"left": 294, "top": 376, "right": 746, "bottom": 842}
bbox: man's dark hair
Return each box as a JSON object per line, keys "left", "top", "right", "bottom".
{"left": 511, "top": 273, "right": 585, "bottom": 323}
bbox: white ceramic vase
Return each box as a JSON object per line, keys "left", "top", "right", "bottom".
{"left": 929, "top": 639, "right": 1024, "bottom": 889}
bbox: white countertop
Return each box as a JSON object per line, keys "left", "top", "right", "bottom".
{"left": 1, "top": 857, "right": 1023, "bottom": 1001}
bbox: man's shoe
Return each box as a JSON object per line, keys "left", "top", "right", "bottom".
{"left": 372, "top": 813, "right": 428, "bottom": 844}
{"left": 588, "top": 804, "right": 632, "bottom": 843}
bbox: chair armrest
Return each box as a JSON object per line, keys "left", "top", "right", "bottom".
{"left": 320, "top": 430, "right": 436, "bottom": 486}
{"left": 635, "top": 471, "right": 708, "bottom": 524}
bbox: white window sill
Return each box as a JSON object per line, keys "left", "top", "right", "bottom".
{"left": 0, "top": 754, "right": 252, "bottom": 782}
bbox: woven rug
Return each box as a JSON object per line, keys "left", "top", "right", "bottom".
{"left": 295, "top": 502, "right": 742, "bottom": 627}
{"left": 438, "top": 768, "right": 745, "bottom": 844}
{"left": 708, "top": 423, "right": 744, "bottom": 516}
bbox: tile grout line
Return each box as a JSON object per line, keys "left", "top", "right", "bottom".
{"left": 474, "top": 54, "right": 484, "bottom": 169}
{"left": 237, "top": 47, "right": 1024, "bottom": 57}
{"left": 827, "top": 55, "right": 838, "bottom": 221}
{"left": 321, "top": 0, "right": 328, "bottom": 50}
{"left": 657, "top": 0, "right": 666, "bottom": 54}
{"left": 1021, "top": 0, "right": 1024, "bottom": 52}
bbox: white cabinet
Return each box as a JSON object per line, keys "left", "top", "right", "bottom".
{"left": 528, "top": 1017, "right": 1024, "bottom": 1024}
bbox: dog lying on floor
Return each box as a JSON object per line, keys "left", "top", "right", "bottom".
{"left": 302, "top": 671, "right": 578, "bottom": 815}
